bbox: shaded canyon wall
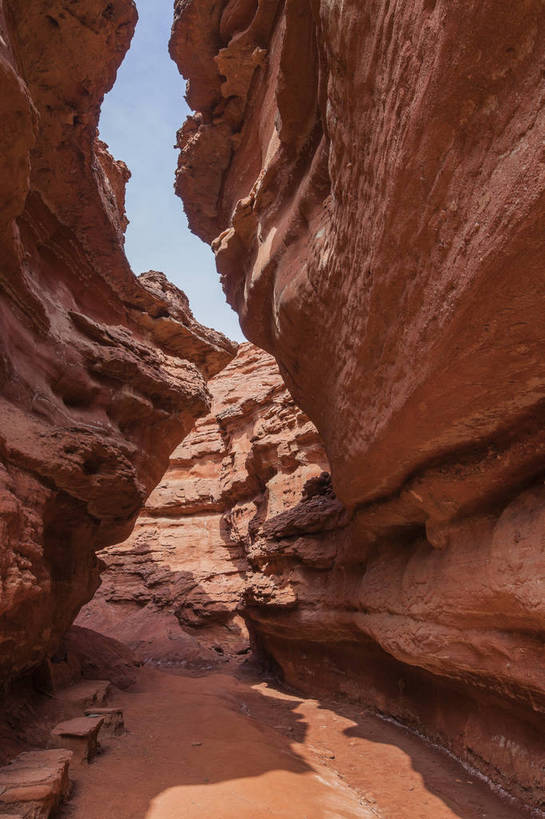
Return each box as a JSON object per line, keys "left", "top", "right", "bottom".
{"left": 171, "top": 0, "right": 545, "bottom": 807}
{"left": 0, "top": 0, "right": 236, "bottom": 689}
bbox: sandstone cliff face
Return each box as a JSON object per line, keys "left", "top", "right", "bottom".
{"left": 172, "top": 0, "right": 545, "bottom": 806}
{"left": 0, "top": 0, "right": 236, "bottom": 689}
{"left": 78, "top": 343, "right": 335, "bottom": 665}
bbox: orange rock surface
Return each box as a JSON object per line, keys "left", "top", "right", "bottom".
{"left": 171, "top": 0, "right": 545, "bottom": 807}
{"left": 79, "top": 343, "right": 334, "bottom": 664}
{"left": 0, "top": 1, "right": 236, "bottom": 688}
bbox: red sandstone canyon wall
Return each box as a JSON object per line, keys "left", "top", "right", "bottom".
{"left": 0, "top": 0, "right": 236, "bottom": 689}
{"left": 79, "top": 343, "right": 336, "bottom": 665}
{"left": 171, "top": 0, "right": 545, "bottom": 807}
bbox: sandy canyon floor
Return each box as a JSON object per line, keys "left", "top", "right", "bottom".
{"left": 60, "top": 664, "right": 525, "bottom": 819}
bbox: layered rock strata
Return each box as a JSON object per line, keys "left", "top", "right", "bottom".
{"left": 172, "top": 0, "right": 545, "bottom": 807}
{"left": 78, "top": 343, "right": 335, "bottom": 664}
{"left": 0, "top": 0, "right": 236, "bottom": 689}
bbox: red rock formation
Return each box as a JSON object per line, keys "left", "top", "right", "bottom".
{"left": 78, "top": 343, "right": 334, "bottom": 664}
{"left": 0, "top": 0, "right": 236, "bottom": 689}
{"left": 172, "top": 0, "right": 545, "bottom": 806}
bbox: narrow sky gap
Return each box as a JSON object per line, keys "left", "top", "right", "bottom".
{"left": 98, "top": 0, "right": 245, "bottom": 342}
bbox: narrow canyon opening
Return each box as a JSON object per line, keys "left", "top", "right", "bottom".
{"left": 1, "top": 0, "right": 545, "bottom": 817}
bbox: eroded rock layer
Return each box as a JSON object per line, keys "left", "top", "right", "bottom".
{"left": 78, "top": 343, "right": 334, "bottom": 665}
{"left": 172, "top": 0, "right": 545, "bottom": 807}
{"left": 0, "top": 0, "right": 236, "bottom": 688}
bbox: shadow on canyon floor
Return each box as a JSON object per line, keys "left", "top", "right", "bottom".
{"left": 231, "top": 668, "right": 526, "bottom": 819}
{"left": 60, "top": 663, "right": 525, "bottom": 819}
{"left": 310, "top": 693, "right": 527, "bottom": 818}
{"left": 61, "top": 666, "right": 322, "bottom": 818}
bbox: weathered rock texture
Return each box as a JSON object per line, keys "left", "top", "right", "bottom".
{"left": 172, "top": 0, "right": 545, "bottom": 808}
{"left": 78, "top": 343, "right": 334, "bottom": 665}
{"left": 0, "top": 0, "right": 236, "bottom": 690}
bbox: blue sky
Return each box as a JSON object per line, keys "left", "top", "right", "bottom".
{"left": 99, "top": 0, "right": 245, "bottom": 342}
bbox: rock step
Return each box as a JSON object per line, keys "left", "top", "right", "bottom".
{"left": 54, "top": 680, "right": 112, "bottom": 719}
{"left": 84, "top": 707, "right": 125, "bottom": 736}
{"left": 50, "top": 717, "right": 104, "bottom": 765}
{"left": 0, "top": 748, "right": 72, "bottom": 818}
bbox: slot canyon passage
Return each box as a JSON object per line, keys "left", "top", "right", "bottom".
{"left": 1, "top": 0, "right": 545, "bottom": 817}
